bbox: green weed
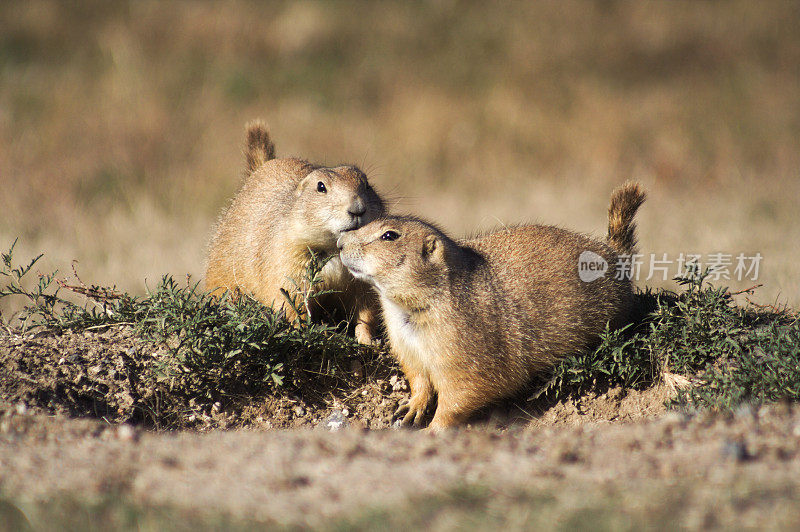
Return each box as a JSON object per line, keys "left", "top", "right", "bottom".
{"left": 0, "top": 241, "right": 368, "bottom": 427}
{"left": 546, "top": 268, "right": 800, "bottom": 409}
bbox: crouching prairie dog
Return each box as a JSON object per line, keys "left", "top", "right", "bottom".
{"left": 205, "top": 121, "right": 386, "bottom": 343}
{"left": 337, "top": 182, "right": 646, "bottom": 430}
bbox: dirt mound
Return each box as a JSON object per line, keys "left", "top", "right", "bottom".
{"left": 531, "top": 385, "right": 671, "bottom": 426}
{"left": 0, "top": 326, "right": 405, "bottom": 430}
{"left": 0, "top": 327, "right": 155, "bottom": 424}
{"left": 0, "top": 327, "right": 671, "bottom": 431}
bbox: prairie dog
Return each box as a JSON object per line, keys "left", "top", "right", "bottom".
{"left": 337, "top": 183, "right": 646, "bottom": 429}
{"left": 205, "top": 121, "right": 386, "bottom": 343}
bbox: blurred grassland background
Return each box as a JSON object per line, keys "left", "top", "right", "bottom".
{"left": 1, "top": 0, "right": 798, "bottom": 308}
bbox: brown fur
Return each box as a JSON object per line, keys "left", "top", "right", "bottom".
{"left": 243, "top": 120, "right": 276, "bottom": 174}
{"left": 205, "top": 122, "right": 386, "bottom": 343}
{"left": 607, "top": 181, "right": 646, "bottom": 255}
{"left": 337, "top": 183, "right": 646, "bottom": 429}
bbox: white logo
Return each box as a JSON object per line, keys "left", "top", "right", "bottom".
{"left": 578, "top": 250, "right": 608, "bottom": 282}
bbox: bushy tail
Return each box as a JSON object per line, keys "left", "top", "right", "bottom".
{"left": 607, "top": 182, "right": 646, "bottom": 255}
{"left": 244, "top": 120, "right": 276, "bottom": 173}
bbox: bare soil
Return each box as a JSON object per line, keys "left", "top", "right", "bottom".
{"left": 1, "top": 329, "right": 799, "bottom": 529}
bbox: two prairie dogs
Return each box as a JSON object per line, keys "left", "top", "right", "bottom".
{"left": 206, "top": 121, "right": 646, "bottom": 429}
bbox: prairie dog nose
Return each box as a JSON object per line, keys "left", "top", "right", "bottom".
{"left": 348, "top": 198, "right": 366, "bottom": 217}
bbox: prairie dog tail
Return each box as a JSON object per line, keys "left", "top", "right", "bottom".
{"left": 244, "top": 120, "right": 276, "bottom": 174}
{"left": 607, "top": 182, "right": 646, "bottom": 255}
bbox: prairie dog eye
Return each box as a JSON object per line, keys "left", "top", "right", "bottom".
{"left": 380, "top": 231, "right": 400, "bottom": 241}
{"left": 316, "top": 181, "right": 327, "bottom": 193}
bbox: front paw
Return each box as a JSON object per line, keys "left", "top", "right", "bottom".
{"left": 392, "top": 395, "right": 431, "bottom": 428}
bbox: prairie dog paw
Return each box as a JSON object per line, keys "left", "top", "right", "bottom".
{"left": 392, "top": 394, "right": 431, "bottom": 428}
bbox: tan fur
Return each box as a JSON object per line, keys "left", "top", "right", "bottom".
{"left": 205, "top": 122, "right": 386, "bottom": 343}
{"left": 337, "top": 183, "right": 646, "bottom": 429}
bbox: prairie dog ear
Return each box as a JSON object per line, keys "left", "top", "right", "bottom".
{"left": 422, "top": 234, "right": 445, "bottom": 262}
{"left": 296, "top": 174, "right": 313, "bottom": 195}
{"left": 296, "top": 171, "right": 324, "bottom": 195}
{"left": 244, "top": 120, "right": 276, "bottom": 173}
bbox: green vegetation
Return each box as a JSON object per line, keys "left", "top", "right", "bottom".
{"left": 546, "top": 269, "right": 799, "bottom": 410}
{"left": 2, "top": 240, "right": 799, "bottom": 421}
{"left": 1, "top": 240, "right": 368, "bottom": 428}
{"left": 2, "top": 240, "right": 359, "bottom": 379}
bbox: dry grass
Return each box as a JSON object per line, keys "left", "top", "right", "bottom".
{"left": 1, "top": 0, "right": 798, "bottom": 306}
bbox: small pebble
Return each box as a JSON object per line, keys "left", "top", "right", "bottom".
{"left": 389, "top": 375, "right": 406, "bottom": 391}
{"left": 15, "top": 403, "right": 27, "bottom": 416}
{"left": 293, "top": 405, "right": 306, "bottom": 417}
{"left": 322, "top": 412, "right": 348, "bottom": 432}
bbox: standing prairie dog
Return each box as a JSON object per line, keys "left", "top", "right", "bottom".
{"left": 337, "top": 183, "right": 646, "bottom": 430}
{"left": 205, "top": 121, "right": 386, "bottom": 343}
